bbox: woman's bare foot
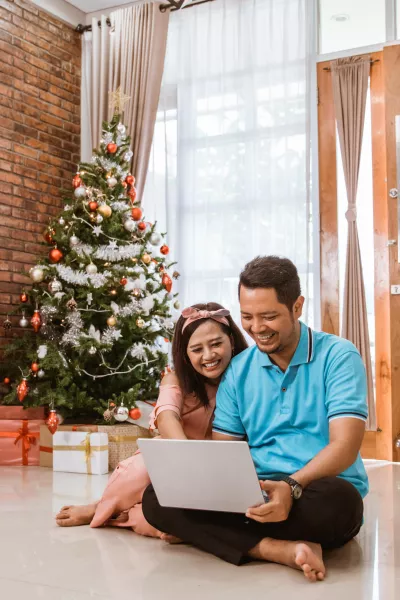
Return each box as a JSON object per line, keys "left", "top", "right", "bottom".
{"left": 160, "top": 533, "right": 183, "bottom": 544}
{"left": 248, "top": 538, "right": 325, "bottom": 582}
{"left": 55, "top": 503, "right": 98, "bottom": 527}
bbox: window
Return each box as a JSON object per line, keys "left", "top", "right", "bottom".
{"left": 319, "top": 0, "right": 386, "bottom": 54}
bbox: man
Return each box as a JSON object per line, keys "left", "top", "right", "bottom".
{"left": 142, "top": 256, "right": 368, "bottom": 582}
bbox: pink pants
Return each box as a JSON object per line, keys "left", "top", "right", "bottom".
{"left": 90, "top": 450, "right": 161, "bottom": 538}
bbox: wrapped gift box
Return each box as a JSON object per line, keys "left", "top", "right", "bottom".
{"left": 0, "top": 405, "right": 46, "bottom": 420}
{"left": 53, "top": 431, "right": 108, "bottom": 475}
{"left": 39, "top": 424, "right": 97, "bottom": 468}
{"left": 0, "top": 419, "right": 44, "bottom": 466}
{"left": 89, "top": 424, "right": 150, "bottom": 471}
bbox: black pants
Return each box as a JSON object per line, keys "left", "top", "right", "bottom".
{"left": 142, "top": 477, "right": 364, "bottom": 566}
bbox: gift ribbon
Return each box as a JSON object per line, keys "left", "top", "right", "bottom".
{"left": 0, "top": 420, "right": 39, "bottom": 465}
{"left": 53, "top": 433, "right": 107, "bottom": 475}
{"left": 108, "top": 435, "right": 144, "bottom": 443}
{"left": 39, "top": 446, "right": 53, "bottom": 454}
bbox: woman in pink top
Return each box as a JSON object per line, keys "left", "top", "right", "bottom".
{"left": 55, "top": 302, "right": 247, "bottom": 536}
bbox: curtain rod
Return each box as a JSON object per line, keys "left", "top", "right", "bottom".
{"left": 323, "top": 58, "right": 380, "bottom": 71}
{"left": 160, "top": 0, "right": 215, "bottom": 13}
{"left": 75, "top": 18, "right": 111, "bottom": 34}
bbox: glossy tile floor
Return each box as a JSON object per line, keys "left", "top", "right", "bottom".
{"left": 0, "top": 461, "right": 399, "bottom": 599}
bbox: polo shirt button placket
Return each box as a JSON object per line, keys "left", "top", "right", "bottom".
{"left": 280, "top": 385, "right": 290, "bottom": 414}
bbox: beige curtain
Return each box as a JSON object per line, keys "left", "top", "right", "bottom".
{"left": 331, "top": 56, "right": 376, "bottom": 430}
{"left": 81, "top": 2, "right": 169, "bottom": 201}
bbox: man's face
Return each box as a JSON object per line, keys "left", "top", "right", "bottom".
{"left": 239, "top": 286, "right": 304, "bottom": 354}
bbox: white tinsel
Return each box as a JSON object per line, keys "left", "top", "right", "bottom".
{"left": 74, "top": 244, "right": 93, "bottom": 258}
{"left": 110, "top": 202, "right": 131, "bottom": 212}
{"left": 61, "top": 310, "right": 84, "bottom": 347}
{"left": 55, "top": 265, "right": 112, "bottom": 289}
{"left": 93, "top": 243, "right": 141, "bottom": 262}
{"left": 37, "top": 345, "right": 48, "bottom": 359}
{"left": 111, "top": 298, "right": 142, "bottom": 318}
{"left": 101, "top": 327, "right": 117, "bottom": 347}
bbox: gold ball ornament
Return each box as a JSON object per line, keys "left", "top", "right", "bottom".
{"left": 107, "top": 315, "right": 117, "bottom": 327}
{"left": 98, "top": 204, "right": 112, "bottom": 218}
{"left": 142, "top": 253, "right": 151, "bottom": 265}
{"left": 136, "top": 318, "right": 145, "bottom": 328}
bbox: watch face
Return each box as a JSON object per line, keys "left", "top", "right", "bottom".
{"left": 293, "top": 485, "right": 302, "bottom": 500}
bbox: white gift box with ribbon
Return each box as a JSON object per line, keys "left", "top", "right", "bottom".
{"left": 53, "top": 431, "right": 109, "bottom": 475}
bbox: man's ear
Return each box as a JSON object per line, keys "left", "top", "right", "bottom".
{"left": 293, "top": 296, "right": 305, "bottom": 318}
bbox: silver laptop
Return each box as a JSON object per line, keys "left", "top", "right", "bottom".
{"left": 138, "top": 439, "right": 265, "bottom": 513}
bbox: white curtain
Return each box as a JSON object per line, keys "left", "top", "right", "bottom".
{"left": 144, "top": 0, "right": 313, "bottom": 324}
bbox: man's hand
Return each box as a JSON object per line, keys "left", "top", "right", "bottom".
{"left": 246, "top": 480, "right": 293, "bottom": 523}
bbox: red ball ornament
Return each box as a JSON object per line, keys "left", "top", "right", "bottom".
{"left": 129, "top": 407, "right": 142, "bottom": 420}
{"left": 160, "top": 245, "right": 169, "bottom": 255}
{"left": 17, "top": 378, "right": 29, "bottom": 403}
{"left": 131, "top": 207, "right": 143, "bottom": 221}
{"left": 72, "top": 173, "right": 82, "bottom": 189}
{"left": 30, "top": 310, "right": 42, "bottom": 333}
{"left": 46, "top": 409, "right": 58, "bottom": 435}
{"left": 20, "top": 292, "right": 28, "bottom": 303}
{"left": 49, "top": 247, "right": 63, "bottom": 264}
{"left": 107, "top": 143, "right": 118, "bottom": 154}
{"left": 3, "top": 377, "right": 10, "bottom": 385}
{"left": 126, "top": 175, "right": 135, "bottom": 186}
{"left": 120, "top": 277, "right": 128, "bottom": 286}
{"left": 162, "top": 273, "right": 173, "bottom": 293}
{"left": 138, "top": 222, "right": 147, "bottom": 231}
{"left": 31, "top": 362, "right": 39, "bottom": 373}
{"left": 88, "top": 201, "right": 98, "bottom": 211}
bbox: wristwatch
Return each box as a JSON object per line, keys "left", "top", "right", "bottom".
{"left": 282, "top": 476, "right": 303, "bottom": 500}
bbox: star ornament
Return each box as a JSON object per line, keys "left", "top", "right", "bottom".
{"left": 109, "top": 87, "right": 131, "bottom": 114}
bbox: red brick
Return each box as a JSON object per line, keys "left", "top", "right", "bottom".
{"left": 0, "top": 1, "right": 80, "bottom": 329}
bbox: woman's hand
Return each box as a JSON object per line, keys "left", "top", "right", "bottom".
{"left": 246, "top": 480, "right": 293, "bottom": 523}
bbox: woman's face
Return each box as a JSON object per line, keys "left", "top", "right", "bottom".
{"left": 186, "top": 320, "right": 233, "bottom": 383}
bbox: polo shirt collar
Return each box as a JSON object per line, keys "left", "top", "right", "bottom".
{"left": 257, "top": 321, "right": 314, "bottom": 368}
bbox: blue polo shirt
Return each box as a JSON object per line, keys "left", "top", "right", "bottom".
{"left": 213, "top": 322, "right": 369, "bottom": 498}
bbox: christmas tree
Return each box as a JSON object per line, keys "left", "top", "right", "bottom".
{"left": 1, "top": 96, "right": 178, "bottom": 423}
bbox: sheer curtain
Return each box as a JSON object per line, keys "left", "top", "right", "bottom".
{"left": 144, "top": 0, "right": 313, "bottom": 324}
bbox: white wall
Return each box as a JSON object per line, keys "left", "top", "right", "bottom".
{"left": 30, "top": 0, "right": 85, "bottom": 27}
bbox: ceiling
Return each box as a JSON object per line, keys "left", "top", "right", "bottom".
{"left": 65, "top": 0, "right": 137, "bottom": 13}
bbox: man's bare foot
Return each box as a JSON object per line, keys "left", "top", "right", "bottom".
{"left": 160, "top": 533, "right": 183, "bottom": 544}
{"left": 293, "top": 542, "right": 325, "bottom": 582}
{"left": 55, "top": 503, "right": 98, "bottom": 527}
{"left": 249, "top": 538, "right": 325, "bottom": 582}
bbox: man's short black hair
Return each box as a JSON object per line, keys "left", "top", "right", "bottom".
{"left": 239, "top": 256, "right": 301, "bottom": 311}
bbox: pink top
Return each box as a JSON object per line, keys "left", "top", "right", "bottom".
{"left": 149, "top": 384, "right": 217, "bottom": 440}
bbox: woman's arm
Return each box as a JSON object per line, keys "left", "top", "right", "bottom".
{"left": 154, "top": 372, "right": 187, "bottom": 440}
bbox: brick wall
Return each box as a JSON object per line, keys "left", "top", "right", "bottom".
{"left": 0, "top": 0, "right": 81, "bottom": 351}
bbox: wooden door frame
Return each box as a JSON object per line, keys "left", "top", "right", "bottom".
{"left": 317, "top": 50, "right": 396, "bottom": 460}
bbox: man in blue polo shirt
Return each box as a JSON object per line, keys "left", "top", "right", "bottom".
{"left": 143, "top": 256, "right": 368, "bottom": 582}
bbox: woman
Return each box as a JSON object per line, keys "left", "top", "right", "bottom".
{"left": 56, "top": 302, "right": 247, "bottom": 537}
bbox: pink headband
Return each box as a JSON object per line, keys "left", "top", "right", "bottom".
{"left": 181, "top": 307, "right": 231, "bottom": 332}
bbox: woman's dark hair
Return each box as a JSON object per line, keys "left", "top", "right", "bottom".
{"left": 172, "top": 302, "right": 247, "bottom": 407}
{"left": 239, "top": 256, "right": 301, "bottom": 311}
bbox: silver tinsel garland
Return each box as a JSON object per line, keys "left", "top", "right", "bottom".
{"left": 61, "top": 310, "right": 84, "bottom": 347}
{"left": 55, "top": 264, "right": 112, "bottom": 289}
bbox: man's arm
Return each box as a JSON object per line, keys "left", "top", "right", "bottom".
{"left": 247, "top": 349, "right": 367, "bottom": 523}
{"left": 292, "top": 417, "right": 365, "bottom": 488}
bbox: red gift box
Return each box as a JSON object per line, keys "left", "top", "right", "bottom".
{"left": 0, "top": 419, "right": 44, "bottom": 466}
{"left": 0, "top": 405, "right": 46, "bottom": 420}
